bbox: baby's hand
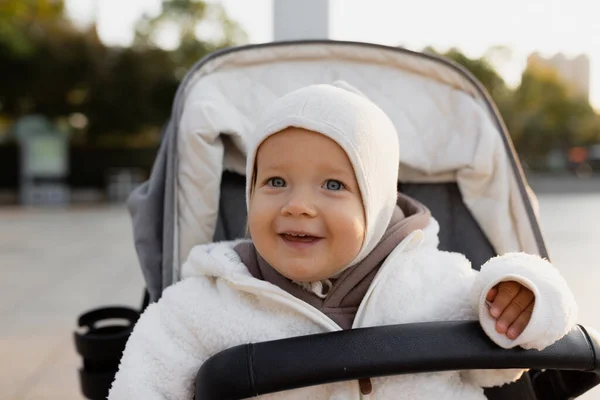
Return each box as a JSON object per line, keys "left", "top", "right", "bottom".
{"left": 486, "top": 281, "right": 535, "bottom": 339}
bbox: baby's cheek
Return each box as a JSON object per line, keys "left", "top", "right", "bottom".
{"left": 248, "top": 202, "right": 272, "bottom": 231}
{"left": 248, "top": 210, "right": 274, "bottom": 256}
{"left": 350, "top": 216, "right": 366, "bottom": 247}
{"left": 336, "top": 216, "right": 365, "bottom": 262}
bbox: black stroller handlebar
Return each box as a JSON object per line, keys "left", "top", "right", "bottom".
{"left": 195, "top": 321, "right": 600, "bottom": 400}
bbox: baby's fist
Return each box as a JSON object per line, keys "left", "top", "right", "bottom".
{"left": 486, "top": 281, "right": 535, "bottom": 339}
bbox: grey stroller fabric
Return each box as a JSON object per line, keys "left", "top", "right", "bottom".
{"left": 127, "top": 119, "right": 177, "bottom": 301}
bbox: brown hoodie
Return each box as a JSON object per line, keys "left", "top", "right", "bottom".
{"left": 234, "top": 192, "right": 431, "bottom": 330}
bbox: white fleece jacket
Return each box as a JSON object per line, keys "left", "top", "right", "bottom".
{"left": 109, "top": 220, "right": 578, "bottom": 400}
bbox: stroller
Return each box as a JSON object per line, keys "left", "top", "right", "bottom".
{"left": 74, "top": 40, "right": 600, "bottom": 400}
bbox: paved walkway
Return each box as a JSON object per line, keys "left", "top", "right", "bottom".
{"left": 1, "top": 199, "right": 599, "bottom": 399}
{"left": 0, "top": 207, "right": 143, "bottom": 400}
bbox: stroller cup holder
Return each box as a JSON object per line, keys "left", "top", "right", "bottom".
{"left": 74, "top": 306, "right": 141, "bottom": 400}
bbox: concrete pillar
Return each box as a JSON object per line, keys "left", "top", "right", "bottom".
{"left": 273, "top": 0, "right": 329, "bottom": 41}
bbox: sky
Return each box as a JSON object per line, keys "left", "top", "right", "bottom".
{"left": 65, "top": 0, "right": 600, "bottom": 107}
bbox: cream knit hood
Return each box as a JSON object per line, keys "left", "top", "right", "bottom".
{"left": 246, "top": 81, "right": 400, "bottom": 270}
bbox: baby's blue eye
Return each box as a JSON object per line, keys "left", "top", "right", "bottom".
{"left": 324, "top": 179, "right": 344, "bottom": 191}
{"left": 268, "top": 177, "right": 286, "bottom": 188}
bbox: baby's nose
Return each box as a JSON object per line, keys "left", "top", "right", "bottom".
{"left": 281, "top": 191, "right": 317, "bottom": 217}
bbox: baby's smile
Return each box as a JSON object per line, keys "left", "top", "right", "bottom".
{"left": 279, "top": 231, "right": 324, "bottom": 250}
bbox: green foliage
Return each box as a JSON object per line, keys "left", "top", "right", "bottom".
{"left": 511, "top": 65, "right": 600, "bottom": 162}
{"left": 134, "top": 0, "right": 247, "bottom": 68}
{"left": 0, "top": 0, "right": 69, "bottom": 58}
{"left": 427, "top": 47, "right": 600, "bottom": 164}
{"left": 0, "top": 0, "right": 245, "bottom": 146}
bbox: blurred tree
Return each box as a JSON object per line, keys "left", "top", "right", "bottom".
{"left": 443, "top": 48, "right": 508, "bottom": 98}
{"left": 134, "top": 0, "right": 247, "bottom": 69}
{"left": 424, "top": 46, "right": 600, "bottom": 165}
{"left": 0, "top": 0, "right": 246, "bottom": 146}
{"left": 510, "top": 64, "right": 600, "bottom": 163}
{"left": 424, "top": 47, "right": 514, "bottom": 121}
{"left": 84, "top": 46, "right": 178, "bottom": 142}
{"left": 0, "top": 0, "right": 101, "bottom": 119}
{"left": 0, "top": 0, "right": 67, "bottom": 58}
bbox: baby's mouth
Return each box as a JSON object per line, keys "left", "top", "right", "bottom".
{"left": 279, "top": 232, "right": 322, "bottom": 243}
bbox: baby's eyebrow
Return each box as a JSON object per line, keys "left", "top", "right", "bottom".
{"left": 322, "top": 166, "right": 355, "bottom": 178}
{"left": 256, "top": 162, "right": 287, "bottom": 173}
{"left": 259, "top": 162, "right": 352, "bottom": 176}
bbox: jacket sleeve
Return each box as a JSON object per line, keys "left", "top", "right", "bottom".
{"left": 461, "top": 252, "right": 578, "bottom": 388}
{"left": 108, "top": 279, "right": 208, "bottom": 400}
{"left": 472, "top": 252, "right": 578, "bottom": 350}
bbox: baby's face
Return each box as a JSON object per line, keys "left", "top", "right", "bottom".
{"left": 248, "top": 128, "right": 366, "bottom": 282}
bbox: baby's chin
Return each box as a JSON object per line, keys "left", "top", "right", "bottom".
{"left": 271, "top": 262, "right": 345, "bottom": 283}
{"left": 274, "top": 268, "right": 322, "bottom": 283}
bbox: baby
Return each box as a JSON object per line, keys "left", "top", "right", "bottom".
{"left": 109, "top": 83, "right": 578, "bottom": 399}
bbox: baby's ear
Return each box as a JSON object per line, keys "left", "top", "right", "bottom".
{"left": 331, "top": 80, "right": 368, "bottom": 99}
